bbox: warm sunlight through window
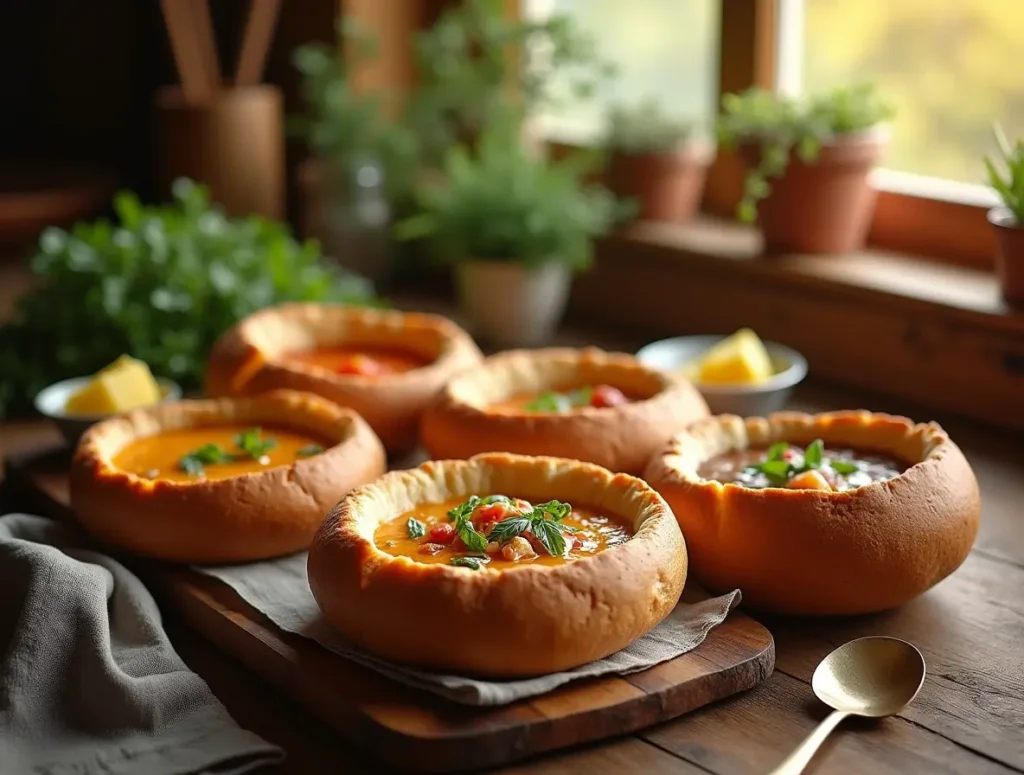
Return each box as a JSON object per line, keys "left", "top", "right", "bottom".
{"left": 523, "top": 0, "right": 719, "bottom": 142}
{"left": 780, "top": 0, "right": 1024, "bottom": 185}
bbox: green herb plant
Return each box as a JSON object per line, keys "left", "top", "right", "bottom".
{"left": 984, "top": 123, "right": 1024, "bottom": 223}
{"left": 443, "top": 494, "right": 574, "bottom": 566}
{"left": 524, "top": 387, "right": 592, "bottom": 413}
{"left": 406, "top": 0, "right": 614, "bottom": 167}
{"left": 717, "top": 83, "right": 895, "bottom": 223}
{"left": 394, "top": 110, "right": 622, "bottom": 270}
{"left": 605, "top": 99, "right": 695, "bottom": 155}
{"left": 0, "top": 180, "right": 376, "bottom": 419}
{"left": 292, "top": 19, "right": 419, "bottom": 203}
{"left": 744, "top": 439, "right": 859, "bottom": 487}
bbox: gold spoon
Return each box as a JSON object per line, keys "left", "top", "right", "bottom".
{"left": 768, "top": 636, "right": 926, "bottom": 775}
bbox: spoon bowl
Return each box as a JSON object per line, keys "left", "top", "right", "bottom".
{"left": 769, "top": 636, "right": 926, "bottom": 774}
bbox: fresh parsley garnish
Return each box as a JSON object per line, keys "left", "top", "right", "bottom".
{"left": 532, "top": 518, "right": 567, "bottom": 557}
{"left": 177, "top": 443, "right": 232, "bottom": 477}
{"left": 803, "top": 439, "right": 824, "bottom": 469}
{"left": 234, "top": 427, "right": 278, "bottom": 460}
{"left": 297, "top": 444, "right": 324, "bottom": 458}
{"left": 450, "top": 557, "right": 484, "bottom": 570}
{"left": 446, "top": 496, "right": 489, "bottom": 553}
{"left": 487, "top": 517, "right": 532, "bottom": 544}
{"left": 830, "top": 460, "right": 860, "bottom": 475}
{"left": 486, "top": 499, "right": 573, "bottom": 556}
{"left": 744, "top": 439, "right": 859, "bottom": 486}
{"left": 406, "top": 518, "right": 426, "bottom": 539}
{"left": 523, "top": 388, "right": 593, "bottom": 413}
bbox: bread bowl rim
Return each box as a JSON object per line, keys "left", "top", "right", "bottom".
{"left": 74, "top": 388, "right": 373, "bottom": 493}
{"left": 646, "top": 409, "right": 959, "bottom": 498}
{"left": 217, "top": 302, "right": 482, "bottom": 386}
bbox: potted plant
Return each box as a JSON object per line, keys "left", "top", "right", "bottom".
{"left": 291, "top": 20, "right": 418, "bottom": 285}
{"left": 603, "top": 99, "right": 712, "bottom": 223}
{"left": 717, "top": 83, "right": 895, "bottom": 255}
{"left": 984, "top": 124, "right": 1024, "bottom": 305}
{"left": 394, "top": 112, "right": 621, "bottom": 347}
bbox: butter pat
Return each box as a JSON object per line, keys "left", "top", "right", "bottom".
{"left": 690, "top": 329, "right": 774, "bottom": 385}
{"left": 65, "top": 355, "right": 162, "bottom": 415}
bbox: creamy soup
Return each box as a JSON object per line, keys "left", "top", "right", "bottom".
{"left": 373, "top": 495, "right": 634, "bottom": 570}
{"left": 113, "top": 425, "right": 329, "bottom": 483}
{"left": 284, "top": 346, "right": 430, "bottom": 377}
{"left": 698, "top": 439, "right": 907, "bottom": 492}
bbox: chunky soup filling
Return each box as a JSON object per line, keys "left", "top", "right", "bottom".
{"left": 284, "top": 346, "right": 430, "bottom": 377}
{"left": 489, "top": 384, "right": 634, "bottom": 414}
{"left": 374, "top": 495, "right": 633, "bottom": 570}
{"left": 698, "top": 439, "right": 907, "bottom": 492}
{"left": 113, "top": 426, "right": 328, "bottom": 483}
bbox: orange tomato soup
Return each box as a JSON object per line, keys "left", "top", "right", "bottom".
{"left": 113, "top": 425, "right": 329, "bottom": 483}
{"left": 373, "top": 495, "right": 633, "bottom": 570}
{"left": 284, "top": 346, "right": 430, "bottom": 377}
{"left": 488, "top": 384, "right": 636, "bottom": 414}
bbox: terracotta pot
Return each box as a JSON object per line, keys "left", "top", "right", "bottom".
{"left": 455, "top": 260, "right": 572, "bottom": 347}
{"left": 607, "top": 144, "right": 713, "bottom": 223}
{"left": 744, "top": 128, "right": 887, "bottom": 255}
{"left": 989, "top": 207, "right": 1024, "bottom": 305}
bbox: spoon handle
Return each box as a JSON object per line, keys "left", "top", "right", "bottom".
{"left": 767, "top": 709, "right": 851, "bottom": 775}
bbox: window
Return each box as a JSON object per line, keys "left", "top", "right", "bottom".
{"left": 522, "top": 0, "right": 719, "bottom": 142}
{"left": 780, "top": 0, "right": 1024, "bottom": 188}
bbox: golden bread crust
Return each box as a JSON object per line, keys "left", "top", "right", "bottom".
{"left": 419, "top": 348, "right": 709, "bottom": 474}
{"left": 643, "top": 410, "right": 981, "bottom": 615}
{"left": 70, "top": 389, "right": 387, "bottom": 563}
{"left": 307, "top": 452, "right": 688, "bottom": 677}
{"left": 204, "top": 303, "right": 483, "bottom": 451}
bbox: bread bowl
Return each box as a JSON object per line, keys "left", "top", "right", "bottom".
{"left": 308, "top": 452, "right": 687, "bottom": 677}
{"left": 205, "top": 303, "right": 483, "bottom": 452}
{"left": 70, "top": 389, "right": 387, "bottom": 563}
{"left": 643, "top": 410, "right": 981, "bottom": 615}
{"left": 420, "top": 348, "right": 709, "bottom": 474}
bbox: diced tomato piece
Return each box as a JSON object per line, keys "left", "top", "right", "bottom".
{"left": 475, "top": 502, "right": 509, "bottom": 522}
{"left": 336, "top": 354, "right": 383, "bottom": 377}
{"left": 428, "top": 523, "right": 456, "bottom": 544}
{"left": 513, "top": 498, "right": 532, "bottom": 512}
{"left": 571, "top": 536, "right": 583, "bottom": 551}
{"left": 590, "top": 384, "right": 628, "bottom": 408}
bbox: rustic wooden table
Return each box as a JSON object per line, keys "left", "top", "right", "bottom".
{"left": 1, "top": 303, "right": 1021, "bottom": 773}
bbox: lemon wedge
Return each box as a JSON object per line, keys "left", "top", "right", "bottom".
{"left": 685, "top": 329, "right": 775, "bottom": 385}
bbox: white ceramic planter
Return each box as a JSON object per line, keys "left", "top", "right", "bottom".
{"left": 455, "top": 260, "right": 572, "bottom": 347}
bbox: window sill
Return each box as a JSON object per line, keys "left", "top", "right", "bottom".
{"left": 570, "top": 216, "right": 1024, "bottom": 429}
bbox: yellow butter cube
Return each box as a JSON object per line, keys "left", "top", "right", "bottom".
{"left": 692, "top": 329, "right": 774, "bottom": 385}
{"left": 65, "top": 356, "right": 162, "bottom": 415}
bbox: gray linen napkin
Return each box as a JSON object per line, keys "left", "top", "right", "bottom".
{"left": 196, "top": 553, "right": 741, "bottom": 707}
{"left": 0, "top": 514, "right": 283, "bottom": 775}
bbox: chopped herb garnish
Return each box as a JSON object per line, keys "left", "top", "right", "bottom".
{"left": 804, "top": 439, "right": 824, "bottom": 469}
{"left": 177, "top": 442, "right": 232, "bottom": 477}
{"left": 830, "top": 460, "right": 860, "bottom": 475}
{"left": 450, "top": 556, "right": 484, "bottom": 570}
{"left": 406, "top": 517, "right": 426, "bottom": 539}
{"left": 532, "top": 518, "right": 567, "bottom": 557}
{"left": 483, "top": 498, "right": 573, "bottom": 556}
{"left": 523, "top": 388, "right": 593, "bottom": 413}
{"left": 234, "top": 427, "right": 278, "bottom": 460}
{"left": 744, "top": 439, "right": 831, "bottom": 487}
{"left": 446, "top": 496, "right": 489, "bottom": 553}
{"left": 297, "top": 444, "right": 324, "bottom": 458}
{"left": 488, "top": 517, "right": 532, "bottom": 544}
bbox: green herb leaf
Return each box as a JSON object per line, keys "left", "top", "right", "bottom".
{"left": 488, "top": 517, "right": 531, "bottom": 544}
{"left": 531, "top": 519, "right": 567, "bottom": 557}
{"left": 456, "top": 517, "right": 489, "bottom": 553}
{"left": 532, "top": 500, "right": 572, "bottom": 521}
{"left": 803, "top": 439, "right": 824, "bottom": 469}
{"left": 524, "top": 392, "right": 572, "bottom": 413}
{"left": 297, "top": 444, "right": 325, "bottom": 458}
{"left": 450, "top": 556, "right": 484, "bottom": 570}
{"left": 748, "top": 459, "right": 793, "bottom": 485}
{"left": 480, "top": 494, "right": 511, "bottom": 505}
{"left": 829, "top": 460, "right": 860, "bottom": 475}
{"left": 765, "top": 442, "right": 790, "bottom": 462}
{"left": 406, "top": 518, "right": 426, "bottom": 539}
{"left": 447, "top": 495, "right": 482, "bottom": 523}
{"left": 234, "top": 428, "right": 278, "bottom": 460}
{"left": 178, "top": 456, "right": 206, "bottom": 477}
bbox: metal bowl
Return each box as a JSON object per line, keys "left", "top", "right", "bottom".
{"left": 34, "top": 376, "right": 182, "bottom": 448}
{"left": 636, "top": 335, "right": 808, "bottom": 417}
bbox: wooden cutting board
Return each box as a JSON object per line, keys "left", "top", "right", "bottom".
{"left": 2, "top": 445, "right": 776, "bottom": 773}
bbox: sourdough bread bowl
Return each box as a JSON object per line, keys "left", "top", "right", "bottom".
{"left": 70, "top": 389, "right": 387, "bottom": 563}
{"left": 419, "top": 348, "right": 710, "bottom": 474}
{"left": 308, "top": 452, "right": 687, "bottom": 677}
{"left": 205, "top": 303, "right": 483, "bottom": 452}
{"left": 643, "top": 410, "right": 981, "bottom": 615}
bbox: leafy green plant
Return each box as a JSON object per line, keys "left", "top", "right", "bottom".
{"left": 393, "top": 111, "right": 622, "bottom": 270}
{"left": 717, "top": 83, "right": 895, "bottom": 223}
{"left": 405, "top": 0, "right": 614, "bottom": 166}
{"left": 984, "top": 123, "right": 1024, "bottom": 223}
{"left": 291, "top": 19, "right": 418, "bottom": 202}
{"left": 605, "top": 99, "right": 695, "bottom": 155}
{"left": 0, "top": 180, "right": 376, "bottom": 419}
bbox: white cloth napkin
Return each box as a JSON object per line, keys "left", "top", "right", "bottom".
{"left": 196, "top": 553, "right": 741, "bottom": 707}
